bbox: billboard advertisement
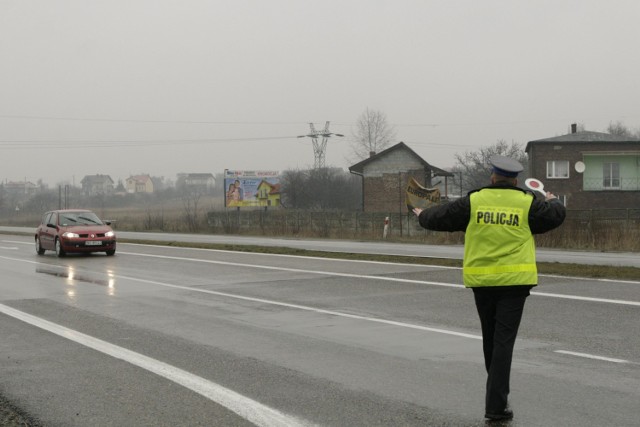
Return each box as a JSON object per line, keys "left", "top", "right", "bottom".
{"left": 224, "top": 170, "right": 281, "bottom": 208}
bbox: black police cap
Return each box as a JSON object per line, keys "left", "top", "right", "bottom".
{"left": 490, "top": 155, "right": 523, "bottom": 178}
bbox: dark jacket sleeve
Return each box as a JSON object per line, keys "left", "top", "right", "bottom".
{"left": 417, "top": 196, "right": 470, "bottom": 232}
{"left": 528, "top": 197, "right": 566, "bottom": 234}
{"left": 417, "top": 187, "right": 566, "bottom": 235}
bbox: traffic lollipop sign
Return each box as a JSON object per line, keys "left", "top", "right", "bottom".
{"left": 525, "top": 178, "right": 547, "bottom": 197}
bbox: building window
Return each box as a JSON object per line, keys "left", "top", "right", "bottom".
{"left": 546, "top": 160, "right": 569, "bottom": 179}
{"left": 556, "top": 194, "right": 567, "bottom": 206}
{"left": 603, "top": 162, "right": 620, "bottom": 189}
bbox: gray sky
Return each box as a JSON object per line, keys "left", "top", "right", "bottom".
{"left": 2, "top": 1, "right": 639, "bottom": 186}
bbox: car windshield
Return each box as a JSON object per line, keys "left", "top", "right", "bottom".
{"left": 59, "top": 212, "right": 103, "bottom": 226}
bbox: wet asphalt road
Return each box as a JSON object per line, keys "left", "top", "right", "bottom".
{"left": 0, "top": 233, "right": 638, "bottom": 426}
{"left": 1, "top": 226, "right": 640, "bottom": 268}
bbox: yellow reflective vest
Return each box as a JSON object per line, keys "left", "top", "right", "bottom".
{"left": 463, "top": 188, "right": 537, "bottom": 287}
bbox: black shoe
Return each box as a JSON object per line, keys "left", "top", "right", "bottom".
{"left": 484, "top": 408, "right": 513, "bottom": 421}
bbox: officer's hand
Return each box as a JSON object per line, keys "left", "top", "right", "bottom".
{"left": 412, "top": 208, "right": 423, "bottom": 217}
{"left": 545, "top": 191, "right": 557, "bottom": 201}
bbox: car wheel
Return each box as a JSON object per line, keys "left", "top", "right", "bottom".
{"left": 35, "top": 236, "right": 45, "bottom": 255}
{"left": 55, "top": 238, "right": 66, "bottom": 257}
{"left": 106, "top": 249, "right": 115, "bottom": 256}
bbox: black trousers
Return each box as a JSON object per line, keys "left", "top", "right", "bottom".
{"left": 473, "top": 287, "right": 530, "bottom": 413}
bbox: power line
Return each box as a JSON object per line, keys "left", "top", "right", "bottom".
{"left": 0, "top": 114, "right": 308, "bottom": 126}
{"left": 3, "top": 113, "right": 640, "bottom": 129}
{"left": 0, "top": 136, "right": 298, "bottom": 149}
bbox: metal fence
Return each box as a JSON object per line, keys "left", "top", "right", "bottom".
{"left": 207, "top": 210, "right": 429, "bottom": 239}
{"left": 206, "top": 208, "right": 640, "bottom": 251}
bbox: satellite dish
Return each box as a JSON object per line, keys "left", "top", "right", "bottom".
{"left": 575, "top": 161, "right": 586, "bottom": 173}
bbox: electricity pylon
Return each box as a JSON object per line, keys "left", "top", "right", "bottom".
{"left": 297, "top": 121, "right": 344, "bottom": 169}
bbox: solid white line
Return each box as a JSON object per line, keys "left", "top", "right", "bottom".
{"left": 112, "top": 243, "right": 640, "bottom": 284}
{"left": 115, "top": 272, "right": 483, "bottom": 340}
{"left": 118, "top": 251, "right": 640, "bottom": 307}
{"left": 2, "top": 247, "right": 639, "bottom": 308}
{"left": 0, "top": 253, "right": 480, "bottom": 340}
{"left": 0, "top": 303, "right": 316, "bottom": 427}
{"left": 123, "top": 242, "right": 462, "bottom": 269}
{"left": 1, "top": 253, "right": 634, "bottom": 364}
{"left": 531, "top": 291, "right": 640, "bottom": 306}
{"left": 2, "top": 248, "right": 640, "bottom": 309}
{"left": 4, "top": 239, "right": 640, "bottom": 283}
{"left": 118, "top": 250, "right": 464, "bottom": 288}
{"left": 554, "top": 350, "right": 629, "bottom": 364}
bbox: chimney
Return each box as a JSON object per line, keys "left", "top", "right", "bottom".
{"left": 571, "top": 123, "right": 577, "bottom": 134}
{"left": 369, "top": 151, "right": 376, "bottom": 158}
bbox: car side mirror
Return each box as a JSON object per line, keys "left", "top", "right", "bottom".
{"left": 103, "top": 220, "right": 112, "bottom": 226}
{"left": 47, "top": 223, "right": 56, "bottom": 228}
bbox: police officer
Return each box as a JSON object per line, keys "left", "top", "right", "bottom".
{"left": 413, "top": 155, "right": 566, "bottom": 421}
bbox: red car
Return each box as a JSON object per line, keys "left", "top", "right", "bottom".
{"left": 35, "top": 209, "right": 116, "bottom": 257}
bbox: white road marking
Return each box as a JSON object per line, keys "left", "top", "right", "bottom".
{"left": 118, "top": 251, "right": 640, "bottom": 307}
{"left": 124, "top": 243, "right": 463, "bottom": 268}
{"left": 116, "top": 272, "right": 483, "bottom": 340}
{"left": 119, "top": 251, "right": 464, "bottom": 288}
{"left": 0, "top": 252, "right": 635, "bottom": 365}
{"left": 4, "top": 239, "right": 640, "bottom": 284}
{"left": 123, "top": 243, "right": 640, "bottom": 284}
{"left": 0, "top": 303, "right": 316, "bottom": 427}
{"left": 112, "top": 270, "right": 640, "bottom": 365}
{"left": 531, "top": 291, "right": 640, "bottom": 306}
{"left": 554, "top": 350, "right": 630, "bottom": 364}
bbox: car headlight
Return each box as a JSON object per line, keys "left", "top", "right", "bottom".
{"left": 62, "top": 232, "right": 80, "bottom": 238}
{"left": 105, "top": 231, "right": 115, "bottom": 238}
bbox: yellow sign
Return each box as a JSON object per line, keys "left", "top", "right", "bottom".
{"left": 406, "top": 177, "right": 440, "bottom": 211}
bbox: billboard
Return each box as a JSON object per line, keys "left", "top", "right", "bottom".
{"left": 224, "top": 170, "right": 281, "bottom": 208}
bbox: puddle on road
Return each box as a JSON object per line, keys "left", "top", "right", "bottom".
{"left": 36, "top": 265, "right": 116, "bottom": 293}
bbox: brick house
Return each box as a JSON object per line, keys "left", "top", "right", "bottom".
{"left": 349, "top": 142, "right": 453, "bottom": 212}
{"left": 526, "top": 124, "right": 640, "bottom": 209}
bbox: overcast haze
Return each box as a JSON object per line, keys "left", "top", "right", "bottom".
{"left": 2, "top": 1, "right": 639, "bottom": 186}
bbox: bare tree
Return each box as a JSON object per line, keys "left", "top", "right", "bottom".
{"left": 606, "top": 121, "right": 640, "bottom": 138}
{"left": 181, "top": 188, "right": 203, "bottom": 232}
{"left": 280, "top": 168, "right": 361, "bottom": 210}
{"left": 144, "top": 206, "right": 165, "bottom": 231}
{"left": 23, "top": 191, "right": 58, "bottom": 214}
{"left": 280, "top": 169, "right": 307, "bottom": 208}
{"left": 350, "top": 108, "right": 396, "bottom": 161}
{"left": 453, "top": 140, "right": 527, "bottom": 192}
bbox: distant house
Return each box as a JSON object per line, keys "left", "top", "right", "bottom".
{"left": 526, "top": 124, "right": 640, "bottom": 209}
{"left": 255, "top": 180, "right": 281, "bottom": 207}
{"left": 125, "top": 175, "right": 154, "bottom": 194}
{"left": 80, "top": 174, "right": 114, "bottom": 196}
{"left": 4, "top": 180, "right": 38, "bottom": 196}
{"left": 349, "top": 142, "right": 453, "bottom": 212}
{"left": 176, "top": 173, "right": 216, "bottom": 191}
